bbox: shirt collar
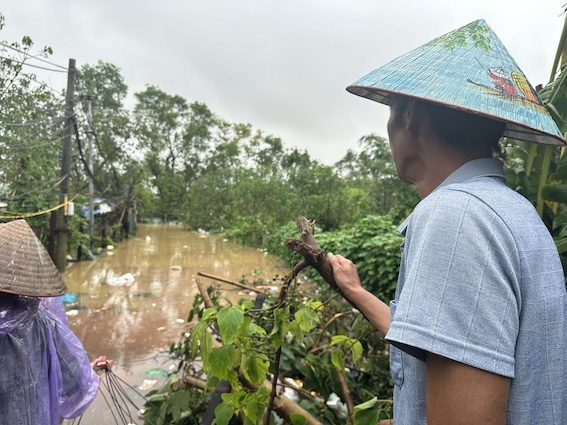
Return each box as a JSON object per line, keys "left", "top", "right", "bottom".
{"left": 397, "top": 158, "right": 505, "bottom": 235}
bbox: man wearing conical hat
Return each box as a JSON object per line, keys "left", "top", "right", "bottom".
{"left": 0, "top": 220, "right": 100, "bottom": 424}
{"left": 328, "top": 20, "right": 567, "bottom": 424}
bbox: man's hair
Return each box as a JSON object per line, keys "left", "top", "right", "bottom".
{"left": 389, "top": 96, "right": 506, "bottom": 151}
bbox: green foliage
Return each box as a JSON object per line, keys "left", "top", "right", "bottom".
{"left": 148, "top": 267, "right": 394, "bottom": 424}
{"left": 143, "top": 375, "right": 206, "bottom": 425}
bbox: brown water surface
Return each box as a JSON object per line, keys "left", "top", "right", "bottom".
{"left": 62, "top": 223, "right": 287, "bottom": 424}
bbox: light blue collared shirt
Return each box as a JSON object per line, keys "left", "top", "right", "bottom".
{"left": 386, "top": 158, "right": 567, "bottom": 424}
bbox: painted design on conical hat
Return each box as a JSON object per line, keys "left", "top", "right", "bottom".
{"left": 0, "top": 219, "right": 67, "bottom": 297}
{"left": 347, "top": 19, "right": 565, "bottom": 146}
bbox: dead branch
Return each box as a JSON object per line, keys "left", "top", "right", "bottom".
{"left": 196, "top": 278, "right": 215, "bottom": 309}
{"left": 198, "top": 271, "right": 267, "bottom": 294}
{"left": 335, "top": 368, "right": 354, "bottom": 422}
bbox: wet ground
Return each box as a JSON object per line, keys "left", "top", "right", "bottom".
{"left": 62, "top": 224, "right": 287, "bottom": 424}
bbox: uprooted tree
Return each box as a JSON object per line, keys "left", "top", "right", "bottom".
{"left": 143, "top": 216, "right": 393, "bottom": 425}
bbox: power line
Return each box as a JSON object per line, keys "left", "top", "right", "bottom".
{"left": 4, "top": 174, "right": 68, "bottom": 200}
{"left": 0, "top": 116, "right": 64, "bottom": 127}
{"left": 25, "top": 75, "right": 65, "bottom": 97}
{"left": 0, "top": 40, "right": 68, "bottom": 71}
{"left": 0, "top": 54, "right": 68, "bottom": 73}
{"left": 0, "top": 194, "right": 79, "bottom": 219}
{"left": 0, "top": 120, "right": 76, "bottom": 150}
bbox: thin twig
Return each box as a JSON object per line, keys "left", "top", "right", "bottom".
{"left": 198, "top": 271, "right": 267, "bottom": 294}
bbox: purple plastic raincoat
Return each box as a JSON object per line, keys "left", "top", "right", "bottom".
{"left": 0, "top": 295, "right": 98, "bottom": 425}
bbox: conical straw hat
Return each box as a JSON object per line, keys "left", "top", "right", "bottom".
{"left": 347, "top": 19, "right": 565, "bottom": 146}
{"left": 0, "top": 219, "right": 67, "bottom": 297}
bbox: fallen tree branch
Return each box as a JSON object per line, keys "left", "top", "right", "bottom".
{"left": 198, "top": 271, "right": 267, "bottom": 294}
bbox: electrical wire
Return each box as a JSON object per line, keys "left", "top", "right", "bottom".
{"left": 0, "top": 54, "right": 68, "bottom": 73}
{"left": 0, "top": 115, "right": 76, "bottom": 149}
{"left": 0, "top": 40, "right": 68, "bottom": 70}
{"left": 0, "top": 116, "right": 62, "bottom": 127}
{"left": 0, "top": 122, "right": 75, "bottom": 150}
{"left": 4, "top": 174, "right": 67, "bottom": 201}
{"left": 0, "top": 194, "right": 79, "bottom": 219}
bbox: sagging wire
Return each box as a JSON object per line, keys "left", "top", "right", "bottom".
{"left": 0, "top": 40, "right": 68, "bottom": 71}
{"left": 0, "top": 193, "right": 78, "bottom": 219}
{"left": 0, "top": 54, "right": 68, "bottom": 73}
{"left": 5, "top": 174, "right": 67, "bottom": 201}
{"left": 69, "top": 366, "right": 165, "bottom": 425}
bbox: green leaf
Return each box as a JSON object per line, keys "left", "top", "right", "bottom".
{"left": 330, "top": 335, "right": 350, "bottom": 346}
{"left": 354, "top": 396, "right": 379, "bottom": 412}
{"left": 213, "top": 401, "right": 234, "bottom": 425}
{"left": 542, "top": 183, "right": 567, "bottom": 203}
{"left": 350, "top": 340, "right": 363, "bottom": 363}
{"left": 331, "top": 351, "right": 345, "bottom": 370}
{"left": 209, "top": 345, "right": 236, "bottom": 380}
{"left": 270, "top": 306, "right": 290, "bottom": 350}
{"left": 202, "top": 307, "right": 217, "bottom": 321}
{"left": 308, "top": 300, "right": 323, "bottom": 311}
{"left": 218, "top": 307, "right": 244, "bottom": 344}
{"left": 290, "top": 414, "right": 307, "bottom": 425}
{"left": 294, "top": 307, "right": 319, "bottom": 332}
{"left": 190, "top": 321, "right": 206, "bottom": 356}
{"left": 242, "top": 353, "right": 270, "bottom": 385}
{"left": 353, "top": 408, "right": 380, "bottom": 425}
{"left": 248, "top": 322, "right": 267, "bottom": 336}
{"left": 243, "top": 398, "right": 262, "bottom": 422}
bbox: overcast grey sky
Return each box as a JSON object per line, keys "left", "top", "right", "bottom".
{"left": 1, "top": 1, "right": 565, "bottom": 164}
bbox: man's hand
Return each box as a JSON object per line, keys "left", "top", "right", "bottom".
{"left": 327, "top": 252, "right": 391, "bottom": 336}
{"left": 327, "top": 253, "right": 364, "bottom": 299}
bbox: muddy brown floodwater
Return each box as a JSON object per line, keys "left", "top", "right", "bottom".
{"left": 62, "top": 224, "right": 287, "bottom": 424}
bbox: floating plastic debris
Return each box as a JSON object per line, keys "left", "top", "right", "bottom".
{"left": 61, "top": 293, "right": 79, "bottom": 304}
{"left": 145, "top": 368, "right": 170, "bottom": 378}
{"left": 138, "top": 379, "right": 157, "bottom": 391}
{"left": 106, "top": 273, "right": 135, "bottom": 287}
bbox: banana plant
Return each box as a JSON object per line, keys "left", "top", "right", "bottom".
{"left": 504, "top": 13, "right": 567, "bottom": 276}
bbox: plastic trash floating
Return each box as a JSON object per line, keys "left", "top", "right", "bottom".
{"left": 106, "top": 273, "right": 135, "bottom": 287}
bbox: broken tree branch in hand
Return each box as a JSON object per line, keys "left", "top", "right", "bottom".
{"left": 284, "top": 216, "right": 361, "bottom": 312}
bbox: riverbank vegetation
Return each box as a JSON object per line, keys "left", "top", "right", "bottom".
{"left": 3, "top": 11, "right": 567, "bottom": 424}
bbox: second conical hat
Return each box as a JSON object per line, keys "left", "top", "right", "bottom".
{"left": 347, "top": 19, "right": 565, "bottom": 146}
{"left": 0, "top": 219, "right": 67, "bottom": 297}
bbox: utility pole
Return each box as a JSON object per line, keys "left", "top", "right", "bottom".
{"left": 53, "top": 58, "right": 76, "bottom": 272}
{"left": 85, "top": 94, "right": 95, "bottom": 249}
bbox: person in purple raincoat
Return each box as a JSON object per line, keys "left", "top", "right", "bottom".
{"left": 0, "top": 220, "right": 99, "bottom": 425}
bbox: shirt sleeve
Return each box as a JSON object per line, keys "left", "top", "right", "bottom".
{"left": 385, "top": 188, "right": 521, "bottom": 378}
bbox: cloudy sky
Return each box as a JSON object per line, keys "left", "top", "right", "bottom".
{"left": 1, "top": 1, "right": 565, "bottom": 164}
